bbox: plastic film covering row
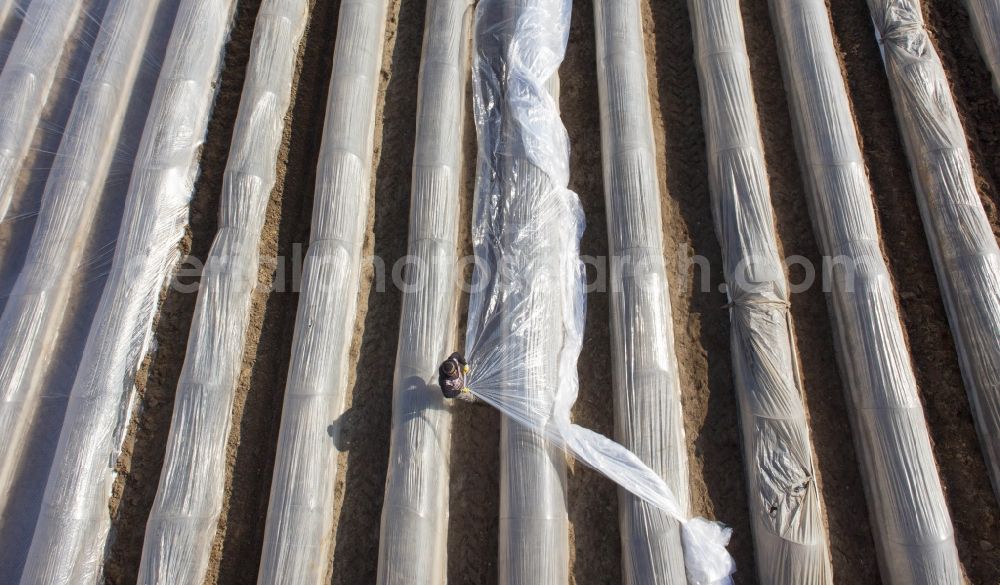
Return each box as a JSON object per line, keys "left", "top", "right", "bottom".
{"left": 13, "top": 0, "right": 236, "bottom": 581}
{"left": 467, "top": 1, "right": 572, "bottom": 582}
{"left": 498, "top": 74, "right": 570, "bottom": 585}
{"left": 256, "top": 1, "right": 388, "bottom": 583}
{"left": 769, "top": 0, "right": 962, "bottom": 582}
{"left": 867, "top": 0, "right": 1000, "bottom": 505}
{"left": 592, "top": 1, "right": 689, "bottom": 583}
{"left": 689, "top": 1, "right": 834, "bottom": 583}
{"left": 964, "top": 0, "right": 1000, "bottom": 98}
{"left": 464, "top": 0, "right": 736, "bottom": 582}
{"left": 130, "top": 1, "right": 308, "bottom": 583}
{"left": 0, "top": 0, "right": 84, "bottom": 221}
{"left": 0, "top": 0, "right": 158, "bottom": 530}
{"left": 375, "top": 1, "right": 471, "bottom": 583}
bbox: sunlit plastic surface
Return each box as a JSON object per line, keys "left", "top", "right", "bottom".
{"left": 0, "top": 0, "right": 84, "bottom": 221}
{"left": 769, "top": 0, "right": 962, "bottom": 582}
{"left": 375, "top": 1, "right": 472, "bottom": 583}
{"left": 868, "top": 0, "right": 1000, "bottom": 506}
{"left": 593, "top": 1, "right": 689, "bottom": 583}
{"left": 256, "top": 1, "right": 389, "bottom": 583}
{"left": 9, "top": 0, "right": 235, "bottom": 581}
{"left": 134, "top": 0, "right": 309, "bottom": 583}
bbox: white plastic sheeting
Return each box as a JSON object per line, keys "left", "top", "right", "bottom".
{"left": 868, "top": 0, "right": 1000, "bottom": 505}
{"left": 256, "top": 0, "right": 388, "bottom": 582}
{"left": 964, "top": 0, "right": 1000, "bottom": 98}
{"left": 592, "top": 1, "right": 689, "bottom": 583}
{"left": 469, "top": 1, "right": 569, "bottom": 582}
{"left": 0, "top": 0, "right": 84, "bottom": 221}
{"left": 689, "top": 1, "right": 833, "bottom": 583}
{"left": 463, "top": 0, "right": 734, "bottom": 583}
{"left": 769, "top": 0, "right": 962, "bottom": 582}
{"left": 16, "top": 0, "right": 235, "bottom": 581}
{"left": 136, "top": 1, "right": 307, "bottom": 583}
{"left": 375, "top": 0, "right": 471, "bottom": 583}
{"left": 0, "top": 0, "right": 160, "bottom": 539}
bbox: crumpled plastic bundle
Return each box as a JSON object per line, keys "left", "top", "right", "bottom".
{"left": 460, "top": 0, "right": 735, "bottom": 583}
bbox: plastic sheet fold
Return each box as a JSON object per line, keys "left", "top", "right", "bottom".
{"left": 964, "top": 0, "right": 1000, "bottom": 98}
{"left": 131, "top": 1, "right": 308, "bottom": 583}
{"left": 463, "top": 0, "right": 734, "bottom": 583}
{"left": 469, "top": 2, "right": 570, "bottom": 583}
{"left": 0, "top": 0, "right": 84, "bottom": 221}
{"left": 769, "top": 0, "right": 962, "bottom": 582}
{"left": 688, "top": 1, "right": 834, "bottom": 583}
{"left": 868, "top": 0, "right": 1000, "bottom": 505}
{"left": 15, "top": 0, "right": 236, "bottom": 581}
{"left": 375, "top": 0, "right": 471, "bottom": 583}
{"left": 592, "top": 1, "right": 689, "bottom": 583}
{"left": 256, "top": 1, "right": 388, "bottom": 583}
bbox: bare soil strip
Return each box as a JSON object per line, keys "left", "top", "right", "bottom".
{"left": 560, "top": 1, "right": 622, "bottom": 583}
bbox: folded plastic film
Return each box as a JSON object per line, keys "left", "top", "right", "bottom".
{"left": 471, "top": 2, "right": 570, "bottom": 583}
{"left": 0, "top": 0, "right": 85, "bottom": 221}
{"left": 688, "top": 0, "right": 833, "bottom": 583}
{"left": 868, "top": 0, "right": 1000, "bottom": 504}
{"left": 129, "top": 1, "right": 308, "bottom": 584}
{"left": 14, "top": 0, "right": 236, "bottom": 582}
{"left": 465, "top": 1, "right": 734, "bottom": 583}
{"left": 769, "top": 0, "right": 961, "bottom": 582}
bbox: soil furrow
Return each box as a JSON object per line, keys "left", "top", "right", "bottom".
{"left": 561, "top": 1, "right": 620, "bottom": 583}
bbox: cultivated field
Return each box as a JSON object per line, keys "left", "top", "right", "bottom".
{"left": 0, "top": 0, "right": 998, "bottom": 583}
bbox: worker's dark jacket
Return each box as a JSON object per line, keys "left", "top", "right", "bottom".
{"left": 439, "top": 352, "right": 475, "bottom": 403}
